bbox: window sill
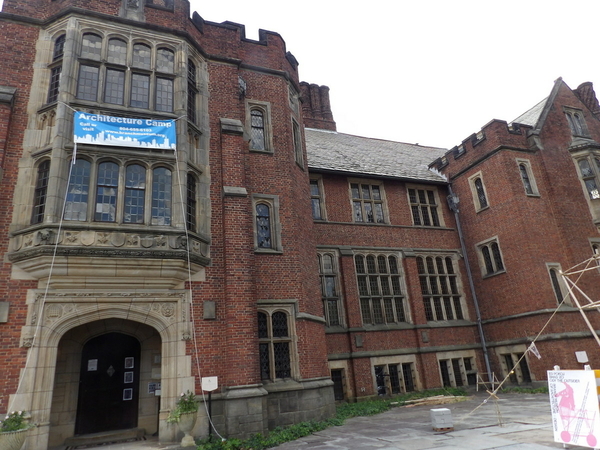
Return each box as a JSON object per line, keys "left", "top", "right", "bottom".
{"left": 482, "top": 269, "right": 506, "bottom": 279}
{"left": 255, "top": 248, "right": 283, "bottom": 255}
{"left": 475, "top": 205, "right": 490, "bottom": 213}
{"left": 249, "top": 148, "right": 274, "bottom": 155}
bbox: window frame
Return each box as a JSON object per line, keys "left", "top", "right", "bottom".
{"left": 564, "top": 107, "right": 590, "bottom": 138}
{"left": 496, "top": 345, "right": 533, "bottom": 385}
{"left": 416, "top": 254, "right": 466, "bottom": 322}
{"left": 476, "top": 237, "right": 506, "bottom": 277}
{"left": 32, "top": 159, "right": 51, "bottom": 224}
{"left": 246, "top": 101, "right": 273, "bottom": 153}
{"left": 436, "top": 351, "right": 477, "bottom": 388}
{"left": 515, "top": 158, "right": 539, "bottom": 197}
{"left": 74, "top": 32, "right": 177, "bottom": 113}
{"left": 575, "top": 154, "right": 600, "bottom": 201}
{"left": 407, "top": 185, "right": 444, "bottom": 227}
{"left": 252, "top": 194, "right": 282, "bottom": 253}
{"left": 292, "top": 118, "right": 303, "bottom": 167}
{"left": 64, "top": 157, "right": 174, "bottom": 227}
{"left": 546, "top": 263, "right": 569, "bottom": 305}
{"left": 318, "top": 251, "right": 343, "bottom": 327}
{"left": 348, "top": 179, "right": 388, "bottom": 224}
{"left": 310, "top": 175, "right": 326, "bottom": 221}
{"left": 46, "top": 33, "right": 66, "bottom": 104}
{"left": 354, "top": 252, "right": 410, "bottom": 326}
{"left": 257, "top": 302, "right": 298, "bottom": 382}
{"left": 372, "top": 356, "right": 419, "bottom": 395}
{"left": 468, "top": 172, "right": 489, "bottom": 212}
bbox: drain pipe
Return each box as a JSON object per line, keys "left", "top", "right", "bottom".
{"left": 447, "top": 186, "right": 492, "bottom": 379}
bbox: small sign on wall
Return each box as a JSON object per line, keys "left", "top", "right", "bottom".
{"left": 87, "top": 359, "right": 98, "bottom": 371}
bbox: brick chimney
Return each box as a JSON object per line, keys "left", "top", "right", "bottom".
{"left": 575, "top": 82, "right": 600, "bottom": 118}
{"left": 300, "top": 82, "right": 336, "bottom": 131}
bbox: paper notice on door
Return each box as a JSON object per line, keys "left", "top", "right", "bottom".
{"left": 88, "top": 359, "right": 98, "bottom": 371}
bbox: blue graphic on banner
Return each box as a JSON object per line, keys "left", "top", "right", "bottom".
{"left": 74, "top": 111, "right": 176, "bottom": 150}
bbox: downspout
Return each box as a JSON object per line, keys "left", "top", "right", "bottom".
{"left": 447, "top": 185, "right": 492, "bottom": 378}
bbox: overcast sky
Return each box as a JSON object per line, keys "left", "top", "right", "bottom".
{"left": 193, "top": 0, "right": 600, "bottom": 149}
{"left": 2, "top": 0, "right": 598, "bottom": 149}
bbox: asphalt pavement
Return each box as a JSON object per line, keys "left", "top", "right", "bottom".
{"left": 71, "top": 391, "right": 590, "bottom": 450}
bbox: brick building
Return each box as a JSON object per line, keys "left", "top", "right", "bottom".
{"left": 1, "top": 0, "right": 600, "bottom": 448}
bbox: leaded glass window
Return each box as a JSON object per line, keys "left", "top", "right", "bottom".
{"left": 132, "top": 43, "right": 151, "bottom": 69}
{"left": 95, "top": 161, "right": 119, "bottom": 222}
{"left": 156, "top": 48, "right": 174, "bottom": 73}
{"left": 104, "top": 68, "right": 125, "bottom": 105}
{"left": 53, "top": 34, "right": 65, "bottom": 61}
{"left": 318, "top": 253, "right": 341, "bottom": 326}
{"left": 479, "top": 240, "right": 505, "bottom": 276}
{"left": 474, "top": 177, "right": 488, "bottom": 209}
{"left": 355, "top": 253, "right": 407, "bottom": 325}
{"left": 155, "top": 77, "right": 173, "bottom": 112}
{"left": 48, "top": 66, "right": 62, "bottom": 103}
{"left": 250, "top": 109, "right": 266, "bottom": 150}
{"left": 81, "top": 33, "right": 102, "bottom": 60}
{"left": 76, "top": 65, "right": 99, "bottom": 101}
{"left": 579, "top": 158, "right": 600, "bottom": 199}
{"left": 107, "top": 38, "right": 127, "bottom": 65}
{"left": 519, "top": 164, "right": 533, "bottom": 195}
{"left": 151, "top": 167, "right": 172, "bottom": 226}
{"left": 417, "top": 256, "right": 464, "bottom": 321}
{"left": 310, "top": 178, "right": 324, "bottom": 220}
{"left": 32, "top": 160, "right": 50, "bottom": 224}
{"left": 186, "top": 174, "right": 197, "bottom": 232}
{"left": 258, "top": 310, "right": 292, "bottom": 380}
{"left": 256, "top": 203, "right": 272, "bottom": 248}
{"left": 351, "top": 183, "right": 385, "bottom": 223}
{"left": 64, "top": 159, "right": 91, "bottom": 221}
{"left": 408, "top": 188, "right": 440, "bottom": 226}
{"left": 187, "top": 59, "right": 197, "bottom": 123}
{"left": 131, "top": 73, "right": 150, "bottom": 108}
{"left": 124, "top": 164, "right": 146, "bottom": 224}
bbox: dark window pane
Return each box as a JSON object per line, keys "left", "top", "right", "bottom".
{"left": 272, "top": 312, "right": 288, "bottom": 337}
{"left": 257, "top": 312, "right": 268, "bottom": 339}
{"left": 259, "top": 343, "right": 270, "bottom": 380}
{"left": 273, "top": 342, "right": 291, "bottom": 378}
{"left": 32, "top": 161, "right": 50, "bottom": 224}
{"left": 250, "top": 109, "right": 265, "bottom": 150}
{"left": 256, "top": 203, "right": 272, "bottom": 248}
{"left": 47, "top": 65, "right": 62, "bottom": 103}
{"left": 53, "top": 34, "right": 65, "bottom": 60}
{"left": 491, "top": 243, "right": 504, "bottom": 271}
{"left": 186, "top": 174, "right": 197, "bottom": 232}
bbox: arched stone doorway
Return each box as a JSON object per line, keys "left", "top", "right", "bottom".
{"left": 13, "top": 289, "right": 194, "bottom": 450}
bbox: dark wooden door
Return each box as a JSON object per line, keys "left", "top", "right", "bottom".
{"left": 75, "top": 332, "right": 140, "bottom": 435}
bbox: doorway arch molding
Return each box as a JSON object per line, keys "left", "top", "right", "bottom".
{"left": 15, "top": 289, "right": 195, "bottom": 450}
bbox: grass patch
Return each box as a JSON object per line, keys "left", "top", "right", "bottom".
{"left": 499, "top": 386, "right": 548, "bottom": 394}
{"left": 196, "top": 388, "right": 467, "bottom": 449}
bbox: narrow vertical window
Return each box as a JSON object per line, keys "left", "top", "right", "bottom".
{"left": 124, "top": 164, "right": 146, "bottom": 224}
{"left": 64, "top": 159, "right": 91, "bottom": 221}
{"left": 258, "top": 310, "right": 292, "bottom": 380}
{"left": 256, "top": 203, "right": 272, "bottom": 248}
{"left": 47, "top": 34, "right": 65, "bottom": 104}
{"left": 95, "top": 162, "right": 119, "bottom": 222}
{"left": 478, "top": 239, "right": 505, "bottom": 276}
{"left": 474, "top": 177, "right": 488, "bottom": 209}
{"left": 519, "top": 164, "right": 533, "bottom": 195}
{"left": 155, "top": 77, "right": 174, "bottom": 112}
{"left": 32, "top": 160, "right": 50, "bottom": 224}
{"left": 104, "top": 69, "right": 125, "bottom": 105}
{"left": 130, "top": 73, "right": 150, "bottom": 109}
{"left": 250, "top": 109, "right": 266, "bottom": 150}
{"left": 107, "top": 38, "right": 127, "bottom": 65}
{"left": 151, "top": 167, "right": 172, "bottom": 226}
{"left": 319, "top": 253, "right": 341, "bottom": 326}
{"left": 310, "top": 178, "right": 324, "bottom": 220}
{"left": 156, "top": 48, "right": 174, "bottom": 73}
{"left": 186, "top": 174, "right": 197, "bottom": 232}
{"left": 81, "top": 33, "right": 102, "bottom": 60}
{"left": 132, "top": 43, "right": 151, "bottom": 69}
{"left": 187, "top": 60, "right": 197, "bottom": 123}
{"left": 293, "top": 120, "right": 303, "bottom": 165}
{"left": 549, "top": 268, "right": 564, "bottom": 304}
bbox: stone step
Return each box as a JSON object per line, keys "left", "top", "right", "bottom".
{"left": 64, "top": 428, "right": 146, "bottom": 449}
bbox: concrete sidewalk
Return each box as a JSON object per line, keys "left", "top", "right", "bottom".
{"left": 61, "top": 392, "right": 588, "bottom": 450}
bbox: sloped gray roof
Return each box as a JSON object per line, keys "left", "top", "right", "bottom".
{"left": 305, "top": 128, "right": 448, "bottom": 183}
{"left": 511, "top": 97, "right": 547, "bottom": 127}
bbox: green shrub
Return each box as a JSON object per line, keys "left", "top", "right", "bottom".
{"left": 196, "top": 388, "right": 467, "bottom": 449}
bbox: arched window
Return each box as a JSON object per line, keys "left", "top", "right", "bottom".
{"left": 47, "top": 34, "right": 65, "bottom": 103}
{"left": 81, "top": 33, "right": 102, "bottom": 60}
{"left": 250, "top": 109, "right": 266, "bottom": 150}
{"left": 258, "top": 311, "right": 291, "bottom": 380}
{"left": 474, "top": 177, "right": 488, "bottom": 209}
{"left": 156, "top": 48, "right": 174, "bottom": 73}
{"left": 256, "top": 203, "right": 272, "bottom": 248}
{"left": 124, "top": 164, "right": 146, "bottom": 223}
{"left": 151, "top": 167, "right": 172, "bottom": 225}
{"left": 95, "top": 161, "right": 119, "bottom": 222}
{"left": 64, "top": 159, "right": 91, "bottom": 221}
{"left": 32, "top": 160, "right": 50, "bottom": 224}
{"left": 132, "top": 43, "right": 151, "bottom": 69}
{"left": 107, "top": 38, "right": 127, "bottom": 65}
